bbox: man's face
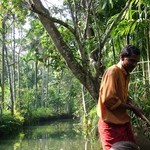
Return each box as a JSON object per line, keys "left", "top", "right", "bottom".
{"left": 121, "top": 55, "right": 140, "bottom": 73}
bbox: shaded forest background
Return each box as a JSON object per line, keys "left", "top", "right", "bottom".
{"left": 0, "top": 0, "right": 150, "bottom": 138}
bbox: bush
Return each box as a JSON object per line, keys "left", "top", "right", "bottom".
{"left": 0, "top": 111, "right": 24, "bottom": 137}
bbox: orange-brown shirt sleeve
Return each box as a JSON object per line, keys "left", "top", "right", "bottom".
{"left": 100, "top": 68, "right": 122, "bottom": 110}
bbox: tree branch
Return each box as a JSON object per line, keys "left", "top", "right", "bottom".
{"left": 28, "top": 1, "right": 75, "bottom": 34}
{"left": 26, "top": 0, "right": 102, "bottom": 101}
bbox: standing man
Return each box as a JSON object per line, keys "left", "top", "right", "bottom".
{"left": 97, "top": 45, "right": 143, "bottom": 150}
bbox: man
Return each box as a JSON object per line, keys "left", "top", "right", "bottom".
{"left": 97, "top": 45, "right": 143, "bottom": 150}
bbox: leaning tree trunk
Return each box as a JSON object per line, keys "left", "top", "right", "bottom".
{"left": 28, "top": 0, "right": 99, "bottom": 101}
{"left": 27, "top": 0, "right": 133, "bottom": 102}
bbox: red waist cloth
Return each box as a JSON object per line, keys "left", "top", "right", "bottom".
{"left": 98, "top": 119, "right": 136, "bottom": 150}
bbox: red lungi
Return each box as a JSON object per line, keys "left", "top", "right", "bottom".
{"left": 98, "top": 119, "right": 136, "bottom": 150}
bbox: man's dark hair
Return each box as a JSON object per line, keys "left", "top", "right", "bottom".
{"left": 110, "top": 141, "right": 139, "bottom": 150}
{"left": 120, "top": 45, "right": 140, "bottom": 57}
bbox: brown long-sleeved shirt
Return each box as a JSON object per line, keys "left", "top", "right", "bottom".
{"left": 97, "top": 62, "right": 130, "bottom": 124}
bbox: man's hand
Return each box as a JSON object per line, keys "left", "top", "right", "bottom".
{"left": 127, "top": 97, "right": 144, "bottom": 118}
{"left": 131, "top": 106, "right": 144, "bottom": 118}
{"left": 126, "top": 97, "right": 150, "bottom": 126}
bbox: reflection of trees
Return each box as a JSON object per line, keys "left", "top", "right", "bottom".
{"left": 84, "top": 140, "right": 88, "bottom": 150}
{"left": 23, "top": 121, "right": 76, "bottom": 140}
{"left": 0, "top": 121, "right": 102, "bottom": 150}
{"left": 13, "top": 133, "right": 25, "bottom": 150}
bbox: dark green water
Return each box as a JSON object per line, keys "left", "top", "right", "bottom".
{"left": 0, "top": 120, "right": 101, "bottom": 150}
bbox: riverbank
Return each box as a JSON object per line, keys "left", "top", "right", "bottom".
{"left": 23, "top": 113, "right": 74, "bottom": 126}
{"left": 0, "top": 112, "right": 74, "bottom": 138}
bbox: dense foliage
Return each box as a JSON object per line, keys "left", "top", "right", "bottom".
{"left": 0, "top": 0, "right": 149, "bottom": 140}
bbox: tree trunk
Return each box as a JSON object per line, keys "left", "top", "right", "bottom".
{"left": 5, "top": 46, "right": 14, "bottom": 115}
{"left": 35, "top": 58, "right": 38, "bottom": 109}
{"left": 81, "top": 85, "right": 87, "bottom": 115}
{"left": 41, "top": 65, "right": 45, "bottom": 107}
{"left": 45, "top": 60, "right": 49, "bottom": 108}
{"left": 27, "top": 0, "right": 133, "bottom": 102}
{"left": 146, "top": 24, "right": 150, "bottom": 85}
{"left": 28, "top": 0, "right": 99, "bottom": 101}
{"left": 17, "top": 26, "right": 23, "bottom": 109}
{"left": 1, "top": 17, "right": 7, "bottom": 116}
{"left": 17, "top": 52, "right": 21, "bottom": 108}
{"left": 12, "top": 14, "right": 16, "bottom": 111}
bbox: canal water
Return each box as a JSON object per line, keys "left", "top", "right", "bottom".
{"left": 0, "top": 120, "right": 102, "bottom": 150}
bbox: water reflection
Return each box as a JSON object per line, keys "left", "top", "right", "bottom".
{"left": 0, "top": 120, "right": 102, "bottom": 150}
